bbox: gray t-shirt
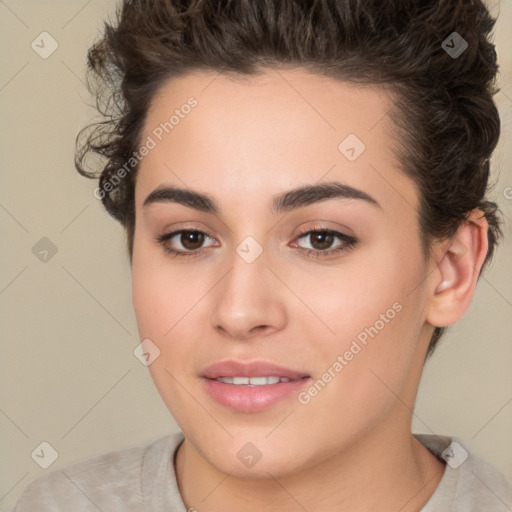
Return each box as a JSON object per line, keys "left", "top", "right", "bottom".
{"left": 10, "top": 431, "right": 512, "bottom": 511}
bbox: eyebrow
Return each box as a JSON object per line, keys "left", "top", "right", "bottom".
{"left": 143, "top": 181, "right": 380, "bottom": 214}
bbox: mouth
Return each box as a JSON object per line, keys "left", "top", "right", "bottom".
{"left": 212, "top": 376, "right": 302, "bottom": 385}
{"left": 200, "top": 360, "right": 311, "bottom": 412}
{"left": 201, "top": 359, "right": 309, "bottom": 380}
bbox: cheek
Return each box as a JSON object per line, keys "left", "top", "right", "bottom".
{"left": 289, "top": 243, "right": 419, "bottom": 339}
{"left": 131, "top": 246, "right": 213, "bottom": 389}
{"left": 294, "top": 243, "right": 426, "bottom": 394}
{"left": 131, "top": 242, "right": 200, "bottom": 339}
{"left": 132, "top": 260, "right": 165, "bottom": 339}
{"left": 131, "top": 253, "right": 197, "bottom": 412}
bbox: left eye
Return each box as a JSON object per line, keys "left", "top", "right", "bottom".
{"left": 293, "top": 229, "right": 357, "bottom": 256}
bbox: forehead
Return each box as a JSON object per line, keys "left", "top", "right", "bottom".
{"left": 136, "top": 67, "right": 417, "bottom": 215}
{"left": 144, "top": 67, "right": 396, "bottom": 143}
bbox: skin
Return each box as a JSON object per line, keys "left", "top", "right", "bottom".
{"left": 131, "top": 68, "right": 489, "bottom": 512}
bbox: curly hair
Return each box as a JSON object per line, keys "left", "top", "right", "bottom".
{"left": 75, "top": 0, "right": 502, "bottom": 355}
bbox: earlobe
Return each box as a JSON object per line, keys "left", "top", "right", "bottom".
{"left": 427, "top": 209, "right": 489, "bottom": 328}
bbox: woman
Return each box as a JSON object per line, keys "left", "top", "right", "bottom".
{"left": 11, "top": 0, "right": 512, "bottom": 510}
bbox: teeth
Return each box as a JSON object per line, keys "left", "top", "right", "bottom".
{"left": 215, "top": 376, "right": 293, "bottom": 385}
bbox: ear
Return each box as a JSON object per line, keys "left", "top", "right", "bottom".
{"left": 426, "top": 209, "right": 489, "bottom": 328}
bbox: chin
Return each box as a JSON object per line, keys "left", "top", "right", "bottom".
{"left": 194, "top": 434, "right": 316, "bottom": 480}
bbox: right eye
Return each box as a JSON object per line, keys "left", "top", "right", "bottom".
{"left": 156, "top": 229, "right": 219, "bottom": 258}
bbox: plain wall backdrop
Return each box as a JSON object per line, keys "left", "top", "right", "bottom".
{"left": 1, "top": 0, "right": 511, "bottom": 509}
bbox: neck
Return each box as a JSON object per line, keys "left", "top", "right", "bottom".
{"left": 174, "top": 412, "right": 445, "bottom": 512}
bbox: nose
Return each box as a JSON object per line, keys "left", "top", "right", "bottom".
{"left": 209, "top": 246, "right": 287, "bottom": 341}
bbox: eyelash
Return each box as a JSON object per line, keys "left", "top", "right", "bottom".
{"left": 156, "top": 226, "right": 357, "bottom": 260}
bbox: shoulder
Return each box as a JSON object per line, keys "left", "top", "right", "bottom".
{"left": 415, "top": 433, "right": 512, "bottom": 512}
{"left": 11, "top": 432, "right": 184, "bottom": 512}
{"left": 456, "top": 451, "right": 512, "bottom": 511}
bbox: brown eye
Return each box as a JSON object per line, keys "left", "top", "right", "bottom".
{"left": 308, "top": 231, "right": 335, "bottom": 250}
{"left": 156, "top": 229, "right": 218, "bottom": 258}
{"left": 293, "top": 228, "right": 357, "bottom": 259}
{"left": 180, "top": 231, "right": 205, "bottom": 250}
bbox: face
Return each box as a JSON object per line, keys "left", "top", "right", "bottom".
{"left": 131, "top": 68, "right": 435, "bottom": 478}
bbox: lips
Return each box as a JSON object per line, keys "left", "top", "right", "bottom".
{"left": 201, "top": 360, "right": 309, "bottom": 381}
{"left": 200, "top": 360, "right": 311, "bottom": 412}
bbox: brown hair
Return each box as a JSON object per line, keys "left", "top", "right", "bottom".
{"left": 75, "top": 0, "right": 502, "bottom": 355}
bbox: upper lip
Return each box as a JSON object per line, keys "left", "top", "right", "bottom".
{"left": 201, "top": 360, "right": 309, "bottom": 380}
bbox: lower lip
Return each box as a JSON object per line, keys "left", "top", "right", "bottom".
{"left": 202, "top": 377, "right": 311, "bottom": 413}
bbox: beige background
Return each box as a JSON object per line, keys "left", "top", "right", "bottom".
{"left": 1, "top": 0, "right": 511, "bottom": 509}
